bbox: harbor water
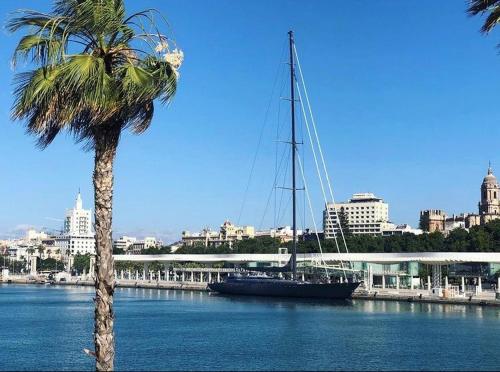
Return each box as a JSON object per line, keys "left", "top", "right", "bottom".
{"left": 1, "top": 284, "right": 500, "bottom": 371}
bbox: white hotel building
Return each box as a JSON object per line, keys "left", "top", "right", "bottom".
{"left": 55, "top": 192, "right": 96, "bottom": 256}
{"left": 323, "top": 193, "right": 390, "bottom": 237}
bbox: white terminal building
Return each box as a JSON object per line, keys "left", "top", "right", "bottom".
{"left": 55, "top": 192, "right": 96, "bottom": 256}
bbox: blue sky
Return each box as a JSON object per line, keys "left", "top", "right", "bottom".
{"left": 0, "top": 1, "right": 499, "bottom": 242}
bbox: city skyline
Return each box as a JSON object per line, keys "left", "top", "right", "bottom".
{"left": 2, "top": 164, "right": 497, "bottom": 244}
{"left": 1, "top": 1, "right": 500, "bottom": 242}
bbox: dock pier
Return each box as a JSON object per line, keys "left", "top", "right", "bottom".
{"left": 3, "top": 263, "right": 500, "bottom": 307}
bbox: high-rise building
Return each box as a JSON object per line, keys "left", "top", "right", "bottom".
{"left": 323, "top": 193, "right": 390, "bottom": 237}
{"left": 55, "top": 192, "right": 95, "bottom": 256}
{"left": 64, "top": 192, "right": 92, "bottom": 236}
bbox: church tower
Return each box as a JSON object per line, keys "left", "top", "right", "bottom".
{"left": 479, "top": 164, "right": 500, "bottom": 222}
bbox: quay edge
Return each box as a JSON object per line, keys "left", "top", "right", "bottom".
{"left": 4, "top": 277, "right": 500, "bottom": 307}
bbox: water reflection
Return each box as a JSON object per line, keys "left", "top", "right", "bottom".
{"left": 350, "top": 298, "right": 500, "bottom": 320}
{"left": 207, "top": 292, "right": 354, "bottom": 310}
{"left": 81, "top": 285, "right": 500, "bottom": 321}
{"left": 3, "top": 284, "right": 500, "bottom": 371}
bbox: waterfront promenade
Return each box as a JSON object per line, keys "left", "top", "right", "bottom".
{"left": 4, "top": 251, "right": 500, "bottom": 307}
{"left": 5, "top": 269, "right": 500, "bottom": 307}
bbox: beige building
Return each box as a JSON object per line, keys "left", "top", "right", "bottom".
{"left": 420, "top": 165, "right": 500, "bottom": 232}
{"left": 255, "top": 226, "right": 303, "bottom": 243}
{"left": 323, "top": 193, "right": 390, "bottom": 237}
{"left": 220, "top": 221, "right": 255, "bottom": 241}
{"left": 181, "top": 228, "right": 219, "bottom": 247}
{"left": 127, "top": 237, "right": 160, "bottom": 254}
{"left": 182, "top": 221, "right": 255, "bottom": 247}
{"left": 419, "top": 210, "right": 446, "bottom": 233}
{"left": 420, "top": 210, "right": 481, "bottom": 234}
{"left": 466, "top": 214, "right": 481, "bottom": 227}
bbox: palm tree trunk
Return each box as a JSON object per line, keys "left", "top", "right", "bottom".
{"left": 93, "top": 130, "right": 119, "bottom": 371}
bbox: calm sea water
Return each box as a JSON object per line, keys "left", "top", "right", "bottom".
{"left": 1, "top": 284, "right": 500, "bottom": 371}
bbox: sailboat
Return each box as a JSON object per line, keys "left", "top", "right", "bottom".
{"left": 208, "top": 31, "right": 360, "bottom": 300}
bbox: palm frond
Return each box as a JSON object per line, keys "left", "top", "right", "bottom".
{"left": 481, "top": 6, "right": 500, "bottom": 32}
{"left": 127, "top": 102, "right": 154, "bottom": 134}
{"left": 468, "top": 0, "right": 500, "bottom": 15}
{"left": 468, "top": 0, "right": 500, "bottom": 33}
{"left": 10, "top": 0, "right": 181, "bottom": 150}
{"left": 7, "top": 10, "right": 66, "bottom": 32}
{"left": 13, "top": 34, "right": 64, "bottom": 66}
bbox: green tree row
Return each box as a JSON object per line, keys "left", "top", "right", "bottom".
{"left": 1, "top": 256, "right": 26, "bottom": 273}
{"left": 171, "top": 220, "right": 500, "bottom": 255}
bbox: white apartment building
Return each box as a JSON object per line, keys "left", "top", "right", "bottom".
{"left": 114, "top": 236, "right": 163, "bottom": 254}
{"left": 126, "top": 237, "right": 161, "bottom": 254}
{"left": 63, "top": 192, "right": 92, "bottom": 236}
{"left": 26, "top": 229, "right": 48, "bottom": 242}
{"left": 323, "top": 193, "right": 390, "bottom": 237}
{"left": 4, "top": 229, "right": 56, "bottom": 261}
{"left": 55, "top": 192, "right": 96, "bottom": 256}
{"left": 113, "top": 236, "right": 137, "bottom": 251}
{"left": 255, "top": 226, "right": 303, "bottom": 243}
{"left": 382, "top": 224, "right": 423, "bottom": 236}
{"left": 144, "top": 237, "right": 158, "bottom": 249}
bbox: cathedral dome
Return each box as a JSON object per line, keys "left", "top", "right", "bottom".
{"left": 483, "top": 166, "right": 498, "bottom": 185}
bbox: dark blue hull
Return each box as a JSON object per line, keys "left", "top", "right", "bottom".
{"left": 208, "top": 278, "right": 360, "bottom": 300}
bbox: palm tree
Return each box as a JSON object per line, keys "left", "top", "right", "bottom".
{"left": 26, "top": 247, "right": 36, "bottom": 273}
{"left": 37, "top": 245, "right": 45, "bottom": 259}
{"left": 8, "top": 1, "right": 181, "bottom": 370}
{"left": 468, "top": 1, "right": 500, "bottom": 33}
{"left": 55, "top": 249, "right": 61, "bottom": 271}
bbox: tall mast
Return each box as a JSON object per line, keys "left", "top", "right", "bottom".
{"left": 288, "top": 30, "right": 297, "bottom": 281}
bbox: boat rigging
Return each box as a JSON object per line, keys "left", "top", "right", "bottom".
{"left": 208, "top": 31, "right": 360, "bottom": 300}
